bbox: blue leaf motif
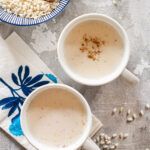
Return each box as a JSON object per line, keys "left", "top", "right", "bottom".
{"left": 0, "top": 97, "right": 17, "bottom": 106}
{"left": 9, "top": 115, "right": 23, "bottom": 136}
{"left": 11, "top": 73, "right": 19, "bottom": 85}
{"left": 45, "top": 74, "right": 58, "bottom": 83}
{"left": 2, "top": 101, "right": 17, "bottom": 110}
{"left": 8, "top": 106, "right": 17, "bottom": 117}
{"left": 21, "top": 85, "right": 33, "bottom": 96}
{"left": 23, "top": 76, "right": 32, "bottom": 84}
{"left": 23, "top": 66, "right": 30, "bottom": 81}
{"left": 32, "top": 81, "right": 50, "bottom": 88}
{"left": 26, "top": 74, "right": 43, "bottom": 86}
{"left": 18, "top": 66, "right": 23, "bottom": 81}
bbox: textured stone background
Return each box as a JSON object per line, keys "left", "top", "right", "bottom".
{"left": 0, "top": 0, "right": 150, "bottom": 149}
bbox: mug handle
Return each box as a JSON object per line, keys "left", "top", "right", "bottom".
{"left": 82, "top": 138, "right": 100, "bottom": 150}
{"left": 121, "top": 68, "right": 139, "bottom": 83}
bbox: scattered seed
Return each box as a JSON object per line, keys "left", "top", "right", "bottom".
{"left": 103, "top": 135, "right": 107, "bottom": 140}
{"left": 107, "top": 136, "right": 111, "bottom": 141}
{"left": 112, "top": 133, "right": 117, "bottom": 139}
{"left": 105, "top": 140, "right": 111, "bottom": 145}
{"left": 110, "top": 145, "right": 115, "bottom": 150}
{"left": 127, "top": 109, "right": 131, "bottom": 116}
{"left": 100, "top": 133, "right": 105, "bottom": 137}
{"left": 132, "top": 113, "right": 137, "bottom": 120}
{"left": 96, "top": 138, "right": 99, "bottom": 143}
{"left": 123, "top": 133, "right": 129, "bottom": 139}
{"left": 139, "top": 110, "right": 144, "bottom": 117}
{"left": 96, "top": 136, "right": 100, "bottom": 142}
{"left": 112, "top": 0, "right": 118, "bottom": 6}
{"left": 114, "top": 143, "right": 119, "bottom": 148}
{"left": 100, "top": 140, "right": 105, "bottom": 145}
{"left": 112, "top": 108, "right": 117, "bottom": 115}
{"left": 119, "top": 133, "right": 123, "bottom": 140}
{"left": 127, "top": 117, "right": 133, "bottom": 123}
{"left": 145, "top": 104, "right": 150, "bottom": 110}
{"left": 103, "top": 145, "right": 108, "bottom": 149}
{"left": 119, "top": 107, "right": 124, "bottom": 114}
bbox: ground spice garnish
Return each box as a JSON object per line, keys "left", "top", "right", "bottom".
{"left": 79, "top": 34, "right": 105, "bottom": 61}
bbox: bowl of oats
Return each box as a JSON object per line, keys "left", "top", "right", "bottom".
{"left": 0, "top": 0, "right": 70, "bottom": 26}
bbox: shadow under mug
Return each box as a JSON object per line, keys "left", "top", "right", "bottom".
{"left": 57, "top": 13, "right": 139, "bottom": 86}
{"left": 21, "top": 84, "right": 100, "bottom": 150}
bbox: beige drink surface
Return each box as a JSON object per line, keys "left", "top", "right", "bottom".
{"left": 64, "top": 20, "right": 124, "bottom": 79}
{"left": 27, "top": 88, "right": 87, "bottom": 148}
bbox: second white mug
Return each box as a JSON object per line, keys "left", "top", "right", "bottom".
{"left": 21, "top": 84, "right": 100, "bottom": 150}
{"left": 57, "top": 13, "right": 139, "bottom": 86}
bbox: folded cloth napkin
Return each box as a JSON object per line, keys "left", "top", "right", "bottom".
{"left": 0, "top": 32, "right": 102, "bottom": 149}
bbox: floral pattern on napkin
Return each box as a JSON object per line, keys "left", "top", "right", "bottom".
{"left": 0, "top": 65, "right": 58, "bottom": 136}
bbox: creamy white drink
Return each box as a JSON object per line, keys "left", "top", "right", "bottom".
{"left": 64, "top": 20, "right": 124, "bottom": 79}
{"left": 26, "top": 88, "right": 87, "bottom": 148}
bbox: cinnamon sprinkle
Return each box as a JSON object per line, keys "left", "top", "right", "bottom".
{"left": 79, "top": 34, "right": 105, "bottom": 61}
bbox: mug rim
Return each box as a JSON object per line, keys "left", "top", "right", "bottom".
{"left": 57, "top": 13, "right": 130, "bottom": 86}
{"left": 20, "top": 84, "right": 92, "bottom": 150}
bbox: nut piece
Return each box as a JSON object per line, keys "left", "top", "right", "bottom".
{"left": 110, "top": 145, "right": 115, "bottom": 150}
{"left": 132, "top": 114, "right": 137, "bottom": 120}
{"left": 103, "top": 145, "right": 108, "bottom": 149}
{"left": 112, "top": 0, "right": 118, "bottom": 6}
{"left": 127, "top": 109, "right": 131, "bottom": 116}
{"left": 96, "top": 136, "right": 100, "bottom": 141}
{"left": 119, "top": 107, "right": 124, "bottom": 114}
{"left": 123, "top": 133, "right": 129, "bottom": 139}
{"left": 114, "top": 143, "right": 119, "bottom": 148}
{"left": 119, "top": 133, "right": 123, "bottom": 140}
{"left": 100, "top": 140, "right": 105, "bottom": 145}
{"left": 145, "top": 104, "right": 150, "bottom": 110}
{"left": 112, "top": 108, "right": 117, "bottom": 115}
{"left": 127, "top": 117, "right": 133, "bottom": 123}
{"left": 139, "top": 110, "right": 144, "bottom": 117}
{"left": 112, "top": 133, "right": 117, "bottom": 139}
{"left": 105, "top": 140, "right": 111, "bottom": 145}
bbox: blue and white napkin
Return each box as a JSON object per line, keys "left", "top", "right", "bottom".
{"left": 0, "top": 32, "right": 102, "bottom": 149}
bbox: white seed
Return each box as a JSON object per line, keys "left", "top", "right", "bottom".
{"left": 105, "top": 140, "right": 111, "bottom": 145}
{"left": 145, "top": 104, "right": 150, "bottom": 110}
{"left": 139, "top": 110, "right": 144, "bottom": 117}
{"left": 119, "top": 133, "right": 123, "bottom": 140}
{"left": 123, "top": 133, "right": 129, "bottom": 139}
{"left": 132, "top": 113, "right": 137, "bottom": 120}
{"left": 114, "top": 143, "right": 119, "bottom": 148}
{"left": 96, "top": 136, "right": 100, "bottom": 142}
{"left": 112, "top": 108, "right": 117, "bottom": 115}
{"left": 127, "top": 117, "right": 133, "bottom": 123}
{"left": 110, "top": 145, "right": 115, "bottom": 150}
{"left": 119, "top": 107, "right": 124, "bottom": 114}
{"left": 107, "top": 136, "right": 111, "bottom": 141}
{"left": 104, "top": 135, "right": 108, "bottom": 140}
{"left": 112, "top": 133, "right": 117, "bottom": 139}
{"left": 103, "top": 145, "right": 108, "bottom": 149}
{"left": 100, "top": 133, "right": 105, "bottom": 137}
{"left": 100, "top": 140, "right": 105, "bottom": 145}
{"left": 112, "top": 0, "right": 118, "bottom": 6}
{"left": 127, "top": 109, "right": 131, "bottom": 116}
{"left": 145, "top": 148, "right": 150, "bottom": 150}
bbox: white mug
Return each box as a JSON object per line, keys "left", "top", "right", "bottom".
{"left": 57, "top": 13, "right": 139, "bottom": 86}
{"left": 21, "top": 84, "right": 100, "bottom": 150}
